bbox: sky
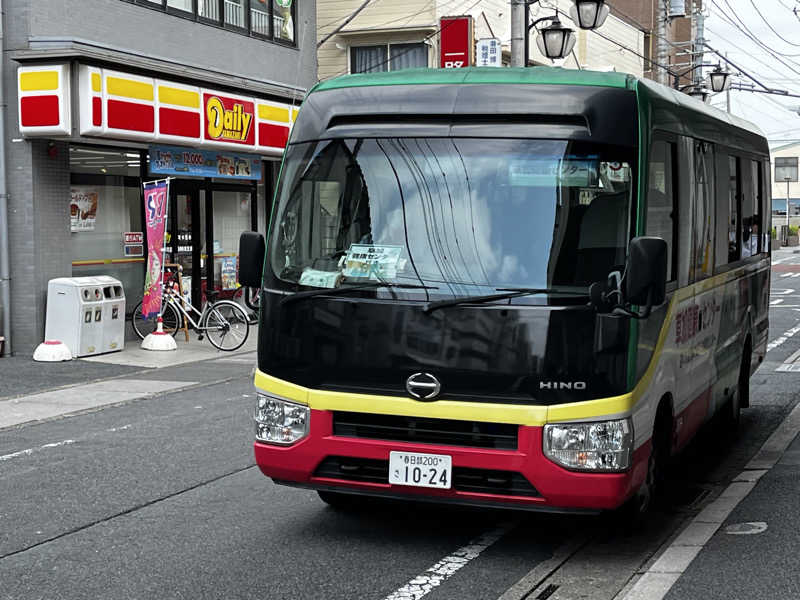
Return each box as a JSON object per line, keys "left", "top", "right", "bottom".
{"left": 700, "top": 0, "right": 800, "bottom": 145}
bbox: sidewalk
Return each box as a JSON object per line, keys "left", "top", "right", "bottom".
{"left": 0, "top": 335, "right": 258, "bottom": 430}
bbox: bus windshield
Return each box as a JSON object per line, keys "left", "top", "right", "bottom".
{"left": 269, "top": 137, "right": 635, "bottom": 296}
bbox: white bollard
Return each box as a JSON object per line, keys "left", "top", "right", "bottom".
{"left": 141, "top": 316, "right": 178, "bottom": 351}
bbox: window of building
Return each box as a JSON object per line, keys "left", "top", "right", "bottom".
{"left": 127, "top": 0, "right": 295, "bottom": 44}
{"left": 351, "top": 42, "right": 428, "bottom": 74}
{"left": 646, "top": 139, "right": 676, "bottom": 281}
{"left": 69, "top": 146, "right": 146, "bottom": 310}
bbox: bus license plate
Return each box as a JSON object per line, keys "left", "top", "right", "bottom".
{"left": 389, "top": 451, "right": 452, "bottom": 489}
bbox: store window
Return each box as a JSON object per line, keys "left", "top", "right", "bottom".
{"left": 212, "top": 189, "right": 252, "bottom": 294}
{"left": 273, "top": 0, "right": 294, "bottom": 42}
{"left": 70, "top": 146, "right": 145, "bottom": 309}
{"left": 351, "top": 42, "right": 428, "bottom": 74}
{"left": 225, "top": 0, "right": 246, "bottom": 28}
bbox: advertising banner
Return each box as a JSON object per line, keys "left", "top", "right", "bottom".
{"left": 70, "top": 188, "right": 99, "bottom": 231}
{"left": 142, "top": 179, "right": 170, "bottom": 319}
{"left": 149, "top": 145, "right": 262, "bottom": 180}
{"left": 440, "top": 16, "right": 474, "bottom": 68}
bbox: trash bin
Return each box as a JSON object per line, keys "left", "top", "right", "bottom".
{"left": 44, "top": 276, "right": 125, "bottom": 357}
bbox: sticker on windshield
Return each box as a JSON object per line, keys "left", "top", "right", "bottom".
{"left": 343, "top": 244, "right": 403, "bottom": 280}
{"left": 509, "top": 158, "right": 598, "bottom": 187}
{"left": 299, "top": 268, "right": 343, "bottom": 288}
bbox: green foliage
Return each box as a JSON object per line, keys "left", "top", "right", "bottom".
{"left": 772, "top": 227, "right": 778, "bottom": 239}
{"left": 790, "top": 225, "right": 799, "bottom": 237}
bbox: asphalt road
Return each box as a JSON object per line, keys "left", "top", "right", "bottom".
{"left": 2, "top": 251, "right": 800, "bottom": 600}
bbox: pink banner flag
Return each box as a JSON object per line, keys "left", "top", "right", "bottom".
{"left": 142, "top": 180, "right": 170, "bottom": 319}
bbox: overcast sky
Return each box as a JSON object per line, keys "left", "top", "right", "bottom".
{"left": 702, "top": 0, "right": 800, "bottom": 145}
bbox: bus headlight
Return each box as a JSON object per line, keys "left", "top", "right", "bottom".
{"left": 543, "top": 418, "right": 633, "bottom": 471}
{"left": 254, "top": 393, "right": 309, "bottom": 445}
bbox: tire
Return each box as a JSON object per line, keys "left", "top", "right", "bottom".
{"left": 131, "top": 301, "right": 180, "bottom": 340}
{"left": 722, "top": 342, "right": 750, "bottom": 433}
{"left": 203, "top": 300, "right": 249, "bottom": 351}
{"left": 232, "top": 287, "right": 259, "bottom": 323}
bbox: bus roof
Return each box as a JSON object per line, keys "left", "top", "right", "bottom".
{"left": 312, "top": 66, "right": 635, "bottom": 93}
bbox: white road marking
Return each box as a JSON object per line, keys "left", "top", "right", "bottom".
{"left": 620, "top": 400, "right": 800, "bottom": 600}
{"left": 773, "top": 289, "right": 795, "bottom": 295}
{"left": 791, "top": 273, "right": 800, "bottom": 278}
{"left": 0, "top": 439, "right": 76, "bottom": 462}
{"left": 106, "top": 424, "right": 131, "bottom": 432}
{"left": 766, "top": 323, "right": 800, "bottom": 352}
{"left": 771, "top": 299, "right": 785, "bottom": 305}
{"left": 780, "top": 272, "right": 793, "bottom": 278}
{"left": 724, "top": 522, "right": 767, "bottom": 535}
{"left": 383, "top": 522, "right": 514, "bottom": 600}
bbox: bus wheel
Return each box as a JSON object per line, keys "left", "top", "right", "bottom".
{"left": 723, "top": 342, "right": 750, "bottom": 433}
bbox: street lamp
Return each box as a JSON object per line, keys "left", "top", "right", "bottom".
{"left": 536, "top": 17, "right": 577, "bottom": 60}
{"left": 688, "top": 88, "right": 710, "bottom": 102}
{"left": 523, "top": 0, "right": 607, "bottom": 65}
{"left": 707, "top": 66, "right": 731, "bottom": 93}
{"left": 569, "top": 0, "right": 610, "bottom": 30}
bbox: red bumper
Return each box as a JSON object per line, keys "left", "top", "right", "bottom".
{"left": 254, "top": 409, "right": 649, "bottom": 511}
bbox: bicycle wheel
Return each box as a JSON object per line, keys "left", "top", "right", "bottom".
{"left": 203, "top": 300, "right": 249, "bottom": 351}
{"left": 131, "top": 300, "right": 180, "bottom": 340}
{"left": 232, "top": 287, "right": 259, "bottom": 323}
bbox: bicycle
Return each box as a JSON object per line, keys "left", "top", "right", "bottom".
{"left": 131, "top": 270, "right": 250, "bottom": 351}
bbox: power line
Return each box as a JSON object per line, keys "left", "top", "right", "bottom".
{"left": 717, "top": 0, "right": 800, "bottom": 61}
{"left": 748, "top": 0, "right": 800, "bottom": 47}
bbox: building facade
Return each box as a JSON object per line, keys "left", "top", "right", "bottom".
{"left": 771, "top": 142, "right": 800, "bottom": 225}
{"left": 0, "top": 0, "right": 316, "bottom": 355}
{"left": 317, "top": 0, "right": 645, "bottom": 81}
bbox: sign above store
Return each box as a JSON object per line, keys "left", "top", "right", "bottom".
{"left": 149, "top": 145, "right": 262, "bottom": 180}
{"left": 440, "top": 16, "right": 474, "bottom": 68}
{"left": 17, "top": 64, "right": 299, "bottom": 157}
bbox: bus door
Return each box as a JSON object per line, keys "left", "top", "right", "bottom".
{"left": 675, "top": 138, "right": 716, "bottom": 449}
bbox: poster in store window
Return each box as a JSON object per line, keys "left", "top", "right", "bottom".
{"left": 70, "top": 188, "right": 99, "bottom": 232}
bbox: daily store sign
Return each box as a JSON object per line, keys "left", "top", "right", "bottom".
{"left": 17, "top": 64, "right": 298, "bottom": 156}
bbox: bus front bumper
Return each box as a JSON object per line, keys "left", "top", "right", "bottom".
{"left": 254, "top": 409, "right": 649, "bottom": 512}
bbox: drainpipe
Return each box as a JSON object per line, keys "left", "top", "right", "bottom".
{"left": 0, "top": 0, "right": 12, "bottom": 356}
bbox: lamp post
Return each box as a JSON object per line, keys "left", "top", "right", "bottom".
{"left": 786, "top": 176, "right": 792, "bottom": 240}
{"left": 522, "top": 0, "right": 609, "bottom": 65}
{"left": 707, "top": 65, "right": 731, "bottom": 93}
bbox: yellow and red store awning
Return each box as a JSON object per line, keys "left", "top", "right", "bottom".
{"left": 19, "top": 64, "right": 298, "bottom": 156}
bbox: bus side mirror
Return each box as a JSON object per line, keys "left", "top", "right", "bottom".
{"left": 239, "top": 232, "right": 266, "bottom": 288}
{"left": 624, "top": 236, "right": 667, "bottom": 307}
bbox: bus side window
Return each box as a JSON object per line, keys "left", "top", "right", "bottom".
{"left": 714, "top": 152, "right": 730, "bottom": 270}
{"left": 741, "top": 160, "right": 759, "bottom": 259}
{"left": 646, "top": 139, "right": 676, "bottom": 281}
{"left": 727, "top": 156, "right": 741, "bottom": 263}
{"left": 762, "top": 160, "right": 772, "bottom": 253}
{"left": 692, "top": 141, "right": 715, "bottom": 281}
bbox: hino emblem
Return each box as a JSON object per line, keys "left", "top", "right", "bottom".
{"left": 539, "top": 381, "right": 587, "bottom": 390}
{"left": 406, "top": 372, "right": 442, "bottom": 401}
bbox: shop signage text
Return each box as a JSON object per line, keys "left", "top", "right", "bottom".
{"left": 124, "top": 232, "right": 144, "bottom": 244}
{"left": 204, "top": 95, "right": 255, "bottom": 145}
{"left": 440, "top": 16, "right": 474, "bottom": 68}
{"left": 149, "top": 145, "right": 262, "bottom": 180}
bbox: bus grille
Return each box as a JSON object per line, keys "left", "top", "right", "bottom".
{"left": 313, "top": 456, "right": 540, "bottom": 498}
{"left": 332, "top": 412, "right": 518, "bottom": 450}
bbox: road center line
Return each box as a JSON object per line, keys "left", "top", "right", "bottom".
{"left": 0, "top": 439, "right": 76, "bottom": 462}
{"left": 382, "top": 522, "right": 516, "bottom": 600}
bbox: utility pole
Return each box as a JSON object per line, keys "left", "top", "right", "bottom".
{"left": 693, "top": 4, "right": 705, "bottom": 90}
{"left": 656, "top": 0, "right": 669, "bottom": 85}
{"left": 725, "top": 52, "right": 731, "bottom": 112}
{"left": 511, "top": 0, "right": 526, "bottom": 67}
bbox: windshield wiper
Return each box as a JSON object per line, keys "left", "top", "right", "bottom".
{"left": 281, "top": 281, "right": 438, "bottom": 306}
{"left": 422, "top": 287, "right": 589, "bottom": 314}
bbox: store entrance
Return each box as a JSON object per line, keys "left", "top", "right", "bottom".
{"left": 167, "top": 179, "right": 257, "bottom": 312}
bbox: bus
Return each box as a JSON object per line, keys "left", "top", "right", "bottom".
{"left": 239, "top": 67, "right": 771, "bottom": 513}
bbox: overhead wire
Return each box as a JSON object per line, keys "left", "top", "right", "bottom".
{"left": 748, "top": 0, "right": 800, "bottom": 47}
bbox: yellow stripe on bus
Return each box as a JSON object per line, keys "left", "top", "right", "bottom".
{"left": 158, "top": 85, "right": 200, "bottom": 108}
{"left": 107, "top": 76, "right": 154, "bottom": 101}
{"left": 20, "top": 71, "right": 59, "bottom": 91}
{"left": 254, "top": 370, "right": 549, "bottom": 426}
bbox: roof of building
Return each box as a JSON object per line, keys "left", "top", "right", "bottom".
{"left": 312, "top": 67, "right": 635, "bottom": 93}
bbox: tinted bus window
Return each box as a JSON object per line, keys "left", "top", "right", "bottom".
{"left": 646, "top": 140, "right": 676, "bottom": 280}
{"left": 741, "top": 160, "right": 759, "bottom": 258}
{"left": 728, "top": 156, "right": 740, "bottom": 262}
{"left": 693, "top": 141, "right": 715, "bottom": 281}
{"left": 762, "top": 160, "right": 771, "bottom": 253}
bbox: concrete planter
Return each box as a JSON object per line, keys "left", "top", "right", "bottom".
{"left": 788, "top": 235, "right": 799, "bottom": 247}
